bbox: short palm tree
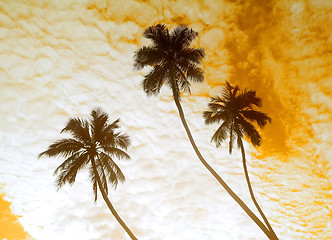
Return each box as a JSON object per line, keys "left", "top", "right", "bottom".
{"left": 203, "top": 81, "right": 278, "bottom": 239}
{"left": 134, "top": 24, "right": 274, "bottom": 239}
{"left": 38, "top": 108, "right": 138, "bottom": 240}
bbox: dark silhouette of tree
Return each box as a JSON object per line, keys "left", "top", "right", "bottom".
{"left": 203, "top": 81, "right": 278, "bottom": 239}
{"left": 39, "top": 108, "right": 138, "bottom": 240}
{"left": 134, "top": 24, "right": 275, "bottom": 239}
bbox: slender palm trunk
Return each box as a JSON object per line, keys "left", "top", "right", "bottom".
{"left": 239, "top": 139, "right": 278, "bottom": 239}
{"left": 229, "top": 120, "right": 233, "bottom": 154}
{"left": 91, "top": 158, "right": 138, "bottom": 240}
{"left": 169, "top": 82, "right": 275, "bottom": 239}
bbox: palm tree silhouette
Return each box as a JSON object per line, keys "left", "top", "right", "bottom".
{"left": 134, "top": 24, "right": 275, "bottom": 239}
{"left": 39, "top": 108, "right": 138, "bottom": 240}
{"left": 203, "top": 81, "right": 278, "bottom": 239}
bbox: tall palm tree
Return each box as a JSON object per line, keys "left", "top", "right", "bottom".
{"left": 38, "top": 108, "right": 138, "bottom": 240}
{"left": 134, "top": 24, "right": 275, "bottom": 239}
{"left": 203, "top": 81, "right": 278, "bottom": 239}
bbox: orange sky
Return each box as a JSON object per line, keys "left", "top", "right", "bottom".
{"left": 1, "top": 0, "right": 331, "bottom": 239}
{"left": 0, "top": 193, "right": 31, "bottom": 239}
{"left": 90, "top": 0, "right": 331, "bottom": 160}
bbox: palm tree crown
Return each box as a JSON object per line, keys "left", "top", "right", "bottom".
{"left": 203, "top": 82, "right": 278, "bottom": 239}
{"left": 203, "top": 81, "right": 271, "bottom": 153}
{"left": 39, "top": 108, "right": 138, "bottom": 239}
{"left": 134, "top": 24, "right": 205, "bottom": 100}
{"left": 135, "top": 25, "right": 276, "bottom": 239}
{"left": 38, "top": 108, "right": 130, "bottom": 201}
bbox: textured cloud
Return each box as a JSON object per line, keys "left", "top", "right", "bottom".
{"left": 0, "top": 0, "right": 331, "bottom": 239}
{"left": 85, "top": 0, "right": 332, "bottom": 238}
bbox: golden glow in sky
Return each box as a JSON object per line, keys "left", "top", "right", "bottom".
{"left": 0, "top": 193, "right": 31, "bottom": 239}
{"left": 0, "top": 0, "right": 331, "bottom": 239}
{"left": 90, "top": 1, "right": 332, "bottom": 236}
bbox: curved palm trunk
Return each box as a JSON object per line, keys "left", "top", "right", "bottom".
{"left": 170, "top": 86, "right": 275, "bottom": 239}
{"left": 239, "top": 139, "right": 278, "bottom": 239}
{"left": 91, "top": 158, "right": 138, "bottom": 240}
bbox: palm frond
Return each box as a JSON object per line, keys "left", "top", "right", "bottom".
{"left": 102, "top": 118, "right": 121, "bottom": 145}
{"left": 135, "top": 24, "right": 205, "bottom": 102}
{"left": 133, "top": 46, "right": 165, "bottom": 70}
{"left": 171, "top": 62, "right": 191, "bottom": 95}
{"left": 232, "top": 85, "right": 240, "bottom": 99}
{"left": 207, "top": 98, "right": 226, "bottom": 112}
{"left": 236, "top": 116, "right": 262, "bottom": 147}
{"left": 53, "top": 151, "right": 87, "bottom": 176}
{"left": 91, "top": 107, "right": 107, "bottom": 121}
{"left": 171, "top": 25, "right": 198, "bottom": 50}
{"left": 143, "top": 24, "right": 169, "bottom": 48}
{"left": 211, "top": 120, "right": 230, "bottom": 147}
{"left": 90, "top": 108, "right": 124, "bottom": 147}
{"left": 98, "top": 129, "right": 114, "bottom": 146}
{"left": 61, "top": 118, "right": 90, "bottom": 144}
{"left": 142, "top": 65, "right": 167, "bottom": 96}
{"left": 241, "top": 109, "right": 271, "bottom": 128}
{"left": 229, "top": 122, "right": 235, "bottom": 154}
{"left": 39, "top": 108, "right": 131, "bottom": 203}
{"left": 178, "top": 48, "right": 205, "bottom": 64}
{"left": 91, "top": 108, "right": 109, "bottom": 143}
{"left": 221, "top": 81, "right": 233, "bottom": 101}
{"left": 99, "top": 152, "right": 126, "bottom": 188}
{"left": 185, "top": 64, "right": 204, "bottom": 83}
{"left": 108, "top": 118, "right": 120, "bottom": 130}
{"left": 90, "top": 166, "right": 98, "bottom": 202}
{"left": 89, "top": 157, "right": 111, "bottom": 201}
{"left": 96, "top": 157, "right": 109, "bottom": 196}
{"left": 54, "top": 152, "right": 89, "bottom": 190}
{"left": 205, "top": 81, "right": 270, "bottom": 151}
{"left": 240, "top": 89, "right": 262, "bottom": 108}
{"left": 102, "top": 147, "right": 130, "bottom": 160}
{"left": 203, "top": 110, "right": 228, "bottom": 125}
{"left": 177, "top": 73, "right": 191, "bottom": 94}
{"left": 112, "top": 132, "right": 131, "bottom": 150}
{"left": 38, "top": 138, "right": 84, "bottom": 159}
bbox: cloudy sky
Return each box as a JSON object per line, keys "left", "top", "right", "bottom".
{"left": 0, "top": 0, "right": 331, "bottom": 239}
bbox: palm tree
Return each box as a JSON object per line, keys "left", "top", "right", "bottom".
{"left": 38, "top": 108, "right": 138, "bottom": 240}
{"left": 134, "top": 24, "right": 275, "bottom": 239}
{"left": 203, "top": 81, "right": 278, "bottom": 239}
